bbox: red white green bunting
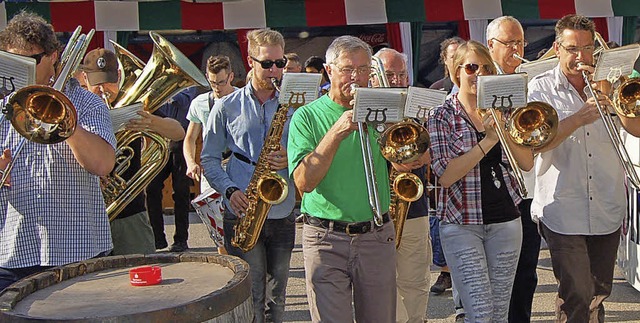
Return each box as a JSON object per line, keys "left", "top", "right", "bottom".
{"left": 1, "top": 0, "right": 639, "bottom": 31}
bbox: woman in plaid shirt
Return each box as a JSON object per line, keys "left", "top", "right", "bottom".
{"left": 427, "top": 40, "right": 533, "bottom": 322}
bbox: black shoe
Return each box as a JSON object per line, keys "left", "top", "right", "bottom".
{"left": 430, "top": 272, "right": 452, "bottom": 294}
{"left": 155, "top": 240, "right": 168, "bottom": 250}
{"left": 169, "top": 242, "right": 189, "bottom": 252}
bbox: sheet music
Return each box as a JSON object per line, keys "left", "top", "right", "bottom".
{"left": 352, "top": 88, "right": 406, "bottom": 123}
{"left": 0, "top": 50, "right": 36, "bottom": 94}
{"left": 477, "top": 73, "right": 528, "bottom": 110}
{"left": 109, "top": 102, "right": 143, "bottom": 131}
{"left": 517, "top": 58, "right": 558, "bottom": 80}
{"left": 404, "top": 86, "right": 447, "bottom": 120}
{"left": 278, "top": 73, "right": 322, "bottom": 107}
{"left": 594, "top": 44, "right": 640, "bottom": 82}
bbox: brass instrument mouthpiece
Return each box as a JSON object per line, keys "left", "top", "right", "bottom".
{"left": 270, "top": 77, "right": 281, "bottom": 91}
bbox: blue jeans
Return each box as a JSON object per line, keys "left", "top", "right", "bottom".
{"left": 429, "top": 216, "right": 446, "bottom": 267}
{"left": 224, "top": 211, "right": 295, "bottom": 323}
{"left": 440, "top": 218, "right": 522, "bottom": 323}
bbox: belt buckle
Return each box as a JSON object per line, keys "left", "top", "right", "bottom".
{"left": 345, "top": 223, "right": 359, "bottom": 236}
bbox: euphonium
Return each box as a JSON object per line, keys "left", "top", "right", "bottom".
{"left": 1, "top": 27, "right": 93, "bottom": 186}
{"left": 388, "top": 169, "right": 424, "bottom": 248}
{"left": 101, "top": 32, "right": 208, "bottom": 220}
{"left": 231, "top": 78, "right": 292, "bottom": 252}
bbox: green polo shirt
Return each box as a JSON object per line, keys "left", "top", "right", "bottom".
{"left": 288, "top": 94, "right": 390, "bottom": 222}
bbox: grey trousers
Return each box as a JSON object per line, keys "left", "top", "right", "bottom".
{"left": 303, "top": 220, "right": 397, "bottom": 323}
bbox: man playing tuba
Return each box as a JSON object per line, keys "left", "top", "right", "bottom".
{"left": 80, "top": 48, "right": 185, "bottom": 256}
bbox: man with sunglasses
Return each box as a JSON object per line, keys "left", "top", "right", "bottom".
{"left": 0, "top": 12, "right": 116, "bottom": 291}
{"left": 201, "top": 29, "right": 295, "bottom": 323}
{"left": 487, "top": 16, "right": 541, "bottom": 323}
{"left": 528, "top": 15, "right": 640, "bottom": 322}
{"left": 288, "top": 35, "right": 395, "bottom": 322}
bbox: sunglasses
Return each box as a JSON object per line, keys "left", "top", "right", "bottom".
{"left": 25, "top": 51, "right": 47, "bottom": 65}
{"left": 459, "top": 63, "right": 491, "bottom": 75}
{"left": 250, "top": 56, "right": 287, "bottom": 69}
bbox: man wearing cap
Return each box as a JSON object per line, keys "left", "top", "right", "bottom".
{"left": 81, "top": 48, "right": 186, "bottom": 255}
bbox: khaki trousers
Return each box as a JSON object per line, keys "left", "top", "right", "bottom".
{"left": 395, "top": 216, "right": 431, "bottom": 323}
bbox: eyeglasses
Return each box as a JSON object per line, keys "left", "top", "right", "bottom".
{"left": 208, "top": 75, "right": 230, "bottom": 87}
{"left": 558, "top": 43, "right": 596, "bottom": 55}
{"left": 332, "top": 64, "right": 371, "bottom": 77}
{"left": 250, "top": 56, "right": 287, "bottom": 69}
{"left": 384, "top": 71, "right": 408, "bottom": 80}
{"left": 492, "top": 38, "right": 528, "bottom": 48}
{"left": 459, "top": 63, "right": 492, "bottom": 75}
{"left": 24, "top": 51, "right": 47, "bottom": 65}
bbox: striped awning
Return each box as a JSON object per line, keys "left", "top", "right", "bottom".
{"left": 1, "top": 0, "right": 639, "bottom": 31}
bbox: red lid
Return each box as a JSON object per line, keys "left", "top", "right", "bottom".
{"left": 129, "top": 265, "right": 162, "bottom": 286}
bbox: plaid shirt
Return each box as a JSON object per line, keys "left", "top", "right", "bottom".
{"left": 428, "top": 94, "right": 522, "bottom": 225}
{"left": 0, "top": 79, "right": 117, "bottom": 268}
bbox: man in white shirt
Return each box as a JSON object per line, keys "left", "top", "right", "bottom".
{"left": 528, "top": 14, "right": 640, "bottom": 322}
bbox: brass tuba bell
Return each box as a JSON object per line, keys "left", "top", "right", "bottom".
{"left": 506, "top": 101, "right": 558, "bottom": 148}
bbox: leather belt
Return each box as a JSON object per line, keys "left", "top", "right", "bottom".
{"left": 303, "top": 213, "right": 390, "bottom": 235}
{"left": 233, "top": 152, "right": 257, "bottom": 166}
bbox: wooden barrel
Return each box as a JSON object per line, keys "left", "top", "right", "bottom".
{"left": 0, "top": 253, "right": 252, "bottom": 322}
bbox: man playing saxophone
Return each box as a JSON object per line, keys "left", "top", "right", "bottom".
{"left": 201, "top": 29, "right": 296, "bottom": 323}
{"left": 80, "top": 48, "right": 185, "bottom": 255}
{"left": 288, "top": 35, "right": 395, "bottom": 322}
{"left": 370, "top": 48, "right": 432, "bottom": 323}
{"left": 0, "top": 12, "right": 116, "bottom": 291}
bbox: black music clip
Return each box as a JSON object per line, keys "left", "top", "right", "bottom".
{"left": 491, "top": 94, "right": 513, "bottom": 111}
{"left": 365, "top": 108, "right": 388, "bottom": 124}
{"left": 0, "top": 76, "right": 16, "bottom": 101}
{"left": 415, "top": 105, "right": 429, "bottom": 121}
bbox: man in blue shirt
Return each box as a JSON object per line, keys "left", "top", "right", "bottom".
{"left": 201, "top": 29, "right": 295, "bottom": 323}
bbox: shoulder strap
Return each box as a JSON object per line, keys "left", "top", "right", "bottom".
{"left": 208, "top": 91, "right": 215, "bottom": 111}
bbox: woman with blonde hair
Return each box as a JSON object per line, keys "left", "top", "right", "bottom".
{"left": 427, "top": 40, "right": 533, "bottom": 322}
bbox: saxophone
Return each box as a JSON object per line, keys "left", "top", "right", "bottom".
{"left": 231, "top": 78, "right": 304, "bottom": 252}
{"left": 389, "top": 169, "right": 424, "bottom": 248}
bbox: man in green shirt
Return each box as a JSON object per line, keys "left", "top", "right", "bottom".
{"left": 287, "top": 35, "right": 395, "bottom": 322}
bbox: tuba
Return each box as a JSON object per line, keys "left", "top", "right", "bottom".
{"left": 102, "top": 31, "right": 208, "bottom": 220}
{"left": 231, "top": 78, "right": 293, "bottom": 252}
{"left": 1, "top": 27, "right": 93, "bottom": 186}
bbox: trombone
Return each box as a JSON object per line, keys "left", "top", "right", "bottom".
{"left": 579, "top": 33, "right": 640, "bottom": 189}
{"left": 0, "top": 27, "right": 94, "bottom": 187}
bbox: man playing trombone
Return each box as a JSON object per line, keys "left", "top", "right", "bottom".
{"left": 528, "top": 14, "right": 640, "bottom": 322}
{"left": 487, "top": 16, "right": 541, "bottom": 323}
{"left": 288, "top": 36, "right": 395, "bottom": 322}
{"left": 0, "top": 12, "right": 116, "bottom": 291}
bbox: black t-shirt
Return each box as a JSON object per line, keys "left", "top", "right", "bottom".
{"left": 407, "top": 166, "right": 430, "bottom": 219}
{"left": 478, "top": 134, "right": 520, "bottom": 224}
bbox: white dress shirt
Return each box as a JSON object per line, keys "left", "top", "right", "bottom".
{"left": 528, "top": 65, "right": 626, "bottom": 235}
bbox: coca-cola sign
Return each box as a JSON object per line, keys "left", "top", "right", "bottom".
{"left": 359, "top": 33, "right": 387, "bottom": 46}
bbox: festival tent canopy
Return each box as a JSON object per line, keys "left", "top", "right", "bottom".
{"left": 1, "top": 0, "right": 639, "bottom": 32}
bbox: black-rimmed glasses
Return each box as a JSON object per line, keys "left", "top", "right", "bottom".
{"left": 250, "top": 56, "right": 287, "bottom": 69}
{"left": 24, "top": 51, "right": 47, "bottom": 65}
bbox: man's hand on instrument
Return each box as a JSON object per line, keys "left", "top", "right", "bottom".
{"left": 0, "top": 149, "right": 12, "bottom": 187}
{"left": 331, "top": 110, "right": 359, "bottom": 141}
{"left": 229, "top": 190, "right": 250, "bottom": 217}
{"left": 267, "top": 148, "right": 288, "bottom": 171}
{"left": 574, "top": 96, "right": 602, "bottom": 126}
{"left": 125, "top": 111, "right": 159, "bottom": 132}
{"left": 186, "top": 162, "right": 201, "bottom": 181}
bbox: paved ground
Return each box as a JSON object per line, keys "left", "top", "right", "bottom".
{"left": 164, "top": 213, "right": 640, "bottom": 322}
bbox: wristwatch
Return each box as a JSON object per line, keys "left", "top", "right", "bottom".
{"left": 225, "top": 186, "right": 240, "bottom": 200}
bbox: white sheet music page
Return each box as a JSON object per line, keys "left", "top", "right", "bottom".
{"left": 278, "top": 73, "right": 322, "bottom": 107}
{"left": 404, "top": 86, "right": 447, "bottom": 120}
{"left": 593, "top": 44, "right": 640, "bottom": 82}
{"left": 352, "top": 88, "right": 406, "bottom": 123}
{"left": 516, "top": 58, "right": 558, "bottom": 80}
{"left": 109, "top": 102, "right": 144, "bottom": 131}
{"left": 477, "top": 73, "right": 528, "bottom": 110}
{"left": 0, "top": 50, "right": 36, "bottom": 96}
